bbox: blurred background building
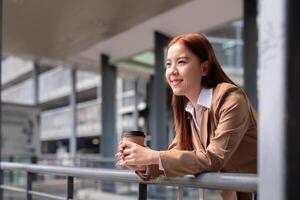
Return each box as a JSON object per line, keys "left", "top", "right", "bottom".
{"left": 1, "top": 23, "right": 245, "bottom": 158}
{"left": 1, "top": 0, "right": 245, "bottom": 160}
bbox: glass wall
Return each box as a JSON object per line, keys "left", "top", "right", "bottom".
{"left": 205, "top": 20, "right": 244, "bottom": 86}
{"left": 120, "top": 77, "right": 147, "bottom": 132}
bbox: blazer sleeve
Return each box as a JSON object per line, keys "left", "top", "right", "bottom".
{"left": 159, "top": 89, "right": 252, "bottom": 178}
{"left": 135, "top": 134, "right": 180, "bottom": 181}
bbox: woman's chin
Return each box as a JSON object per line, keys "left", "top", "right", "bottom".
{"left": 172, "top": 89, "right": 184, "bottom": 96}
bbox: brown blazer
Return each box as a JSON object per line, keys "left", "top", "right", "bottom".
{"left": 137, "top": 83, "right": 257, "bottom": 200}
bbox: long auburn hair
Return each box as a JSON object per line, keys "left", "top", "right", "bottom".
{"left": 168, "top": 33, "right": 236, "bottom": 150}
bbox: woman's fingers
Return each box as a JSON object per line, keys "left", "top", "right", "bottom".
{"left": 115, "top": 151, "right": 126, "bottom": 162}
{"left": 119, "top": 141, "right": 134, "bottom": 149}
{"left": 124, "top": 153, "right": 133, "bottom": 160}
{"left": 115, "top": 152, "right": 122, "bottom": 157}
{"left": 116, "top": 160, "right": 125, "bottom": 167}
{"left": 116, "top": 141, "right": 138, "bottom": 166}
{"left": 121, "top": 158, "right": 134, "bottom": 165}
{"left": 116, "top": 154, "right": 132, "bottom": 165}
{"left": 116, "top": 159, "right": 129, "bottom": 166}
{"left": 122, "top": 148, "right": 133, "bottom": 155}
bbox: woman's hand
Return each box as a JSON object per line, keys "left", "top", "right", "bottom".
{"left": 115, "top": 143, "right": 146, "bottom": 171}
{"left": 116, "top": 141, "right": 159, "bottom": 167}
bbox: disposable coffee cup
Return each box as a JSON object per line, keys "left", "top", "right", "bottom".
{"left": 122, "top": 131, "right": 145, "bottom": 146}
{"left": 120, "top": 131, "right": 147, "bottom": 171}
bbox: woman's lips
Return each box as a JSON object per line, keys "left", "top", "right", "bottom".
{"left": 170, "top": 79, "right": 183, "bottom": 86}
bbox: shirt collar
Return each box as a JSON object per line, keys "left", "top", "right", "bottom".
{"left": 198, "top": 87, "right": 213, "bottom": 108}
{"left": 185, "top": 87, "right": 213, "bottom": 112}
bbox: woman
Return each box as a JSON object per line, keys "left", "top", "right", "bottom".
{"left": 116, "top": 33, "right": 257, "bottom": 200}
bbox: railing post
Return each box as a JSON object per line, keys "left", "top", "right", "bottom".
{"left": 27, "top": 172, "right": 33, "bottom": 200}
{"left": 0, "top": 168, "right": 3, "bottom": 199}
{"left": 67, "top": 176, "right": 74, "bottom": 200}
{"left": 0, "top": 0, "right": 3, "bottom": 197}
{"left": 31, "top": 156, "right": 37, "bottom": 182}
{"left": 138, "top": 183, "right": 147, "bottom": 200}
{"left": 252, "top": 192, "right": 257, "bottom": 200}
{"left": 177, "top": 186, "right": 184, "bottom": 200}
{"left": 8, "top": 157, "right": 14, "bottom": 184}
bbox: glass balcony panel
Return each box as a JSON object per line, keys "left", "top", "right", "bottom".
{"left": 1, "top": 78, "right": 34, "bottom": 105}
{"left": 39, "top": 67, "right": 71, "bottom": 102}
{"left": 41, "top": 100, "right": 101, "bottom": 140}
{"left": 1, "top": 56, "right": 34, "bottom": 85}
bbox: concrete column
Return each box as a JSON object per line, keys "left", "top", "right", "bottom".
{"left": 285, "top": 1, "right": 300, "bottom": 197}
{"left": 149, "top": 31, "right": 170, "bottom": 150}
{"left": 100, "top": 54, "right": 116, "bottom": 158}
{"left": 100, "top": 54, "right": 116, "bottom": 193}
{"left": 243, "top": 0, "right": 258, "bottom": 109}
{"left": 258, "top": 0, "right": 300, "bottom": 199}
{"left": 69, "top": 68, "right": 77, "bottom": 164}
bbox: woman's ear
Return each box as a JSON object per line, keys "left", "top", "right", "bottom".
{"left": 201, "top": 61, "right": 209, "bottom": 76}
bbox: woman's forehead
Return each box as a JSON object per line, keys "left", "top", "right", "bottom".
{"left": 167, "top": 43, "right": 192, "bottom": 58}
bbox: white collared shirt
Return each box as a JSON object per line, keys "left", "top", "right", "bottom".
{"left": 158, "top": 88, "right": 213, "bottom": 171}
{"left": 185, "top": 87, "right": 213, "bottom": 135}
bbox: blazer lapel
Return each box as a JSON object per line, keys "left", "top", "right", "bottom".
{"left": 189, "top": 119, "right": 204, "bottom": 150}
{"left": 199, "top": 107, "right": 209, "bottom": 148}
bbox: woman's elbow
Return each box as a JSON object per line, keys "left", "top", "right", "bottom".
{"left": 205, "top": 151, "right": 225, "bottom": 172}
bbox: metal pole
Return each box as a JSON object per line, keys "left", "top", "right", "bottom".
{"left": 252, "top": 193, "right": 257, "bottom": 200}
{"left": 177, "top": 186, "right": 184, "bottom": 200}
{"left": 9, "top": 156, "right": 14, "bottom": 183}
{"left": 0, "top": 162, "right": 258, "bottom": 192}
{"left": 243, "top": 0, "right": 258, "bottom": 109}
{"left": 69, "top": 68, "right": 77, "bottom": 165}
{"left": 0, "top": 0, "right": 3, "bottom": 198}
{"left": 67, "top": 176, "right": 74, "bottom": 200}
{"left": 138, "top": 183, "right": 147, "bottom": 200}
{"left": 27, "top": 172, "right": 33, "bottom": 200}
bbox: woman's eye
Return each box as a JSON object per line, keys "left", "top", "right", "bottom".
{"left": 178, "top": 60, "right": 186, "bottom": 65}
{"left": 165, "top": 63, "right": 171, "bottom": 68}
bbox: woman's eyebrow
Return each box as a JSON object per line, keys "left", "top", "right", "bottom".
{"left": 177, "top": 56, "right": 189, "bottom": 60}
{"left": 166, "top": 56, "right": 189, "bottom": 62}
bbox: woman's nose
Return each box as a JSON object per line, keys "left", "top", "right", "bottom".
{"left": 171, "top": 66, "right": 178, "bottom": 75}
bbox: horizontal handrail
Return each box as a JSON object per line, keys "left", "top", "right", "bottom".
{"left": 0, "top": 185, "right": 65, "bottom": 200}
{"left": 0, "top": 162, "right": 257, "bottom": 192}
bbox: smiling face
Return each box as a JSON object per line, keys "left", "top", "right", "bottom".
{"left": 165, "top": 42, "right": 208, "bottom": 102}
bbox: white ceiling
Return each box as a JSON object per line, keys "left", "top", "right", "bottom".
{"left": 4, "top": 0, "right": 242, "bottom": 71}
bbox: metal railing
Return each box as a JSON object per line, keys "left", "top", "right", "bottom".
{"left": 0, "top": 162, "right": 257, "bottom": 200}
